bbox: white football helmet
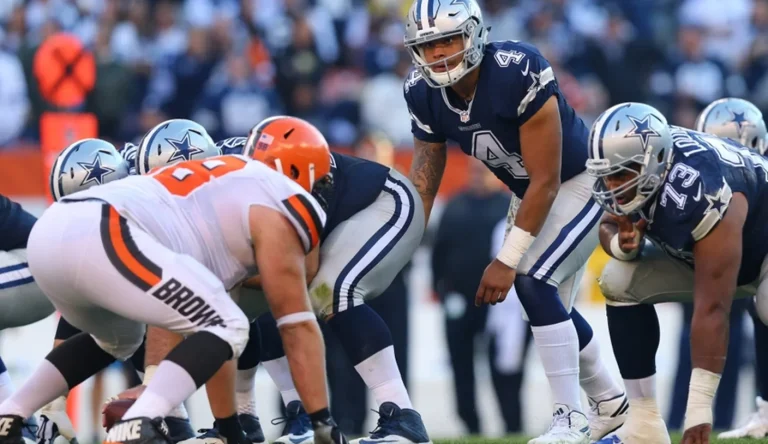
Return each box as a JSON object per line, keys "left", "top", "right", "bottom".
{"left": 50, "top": 138, "right": 130, "bottom": 201}
{"left": 695, "top": 97, "right": 768, "bottom": 155}
{"left": 136, "top": 119, "right": 219, "bottom": 175}
{"left": 586, "top": 102, "right": 673, "bottom": 216}
{"left": 403, "top": 0, "right": 488, "bottom": 88}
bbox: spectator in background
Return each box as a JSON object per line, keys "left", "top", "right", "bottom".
{"left": 432, "top": 160, "right": 529, "bottom": 434}
{"left": 324, "top": 133, "right": 411, "bottom": 436}
{"left": 649, "top": 23, "right": 736, "bottom": 115}
{"left": 141, "top": 26, "right": 218, "bottom": 132}
{"left": 0, "top": 44, "right": 29, "bottom": 146}
{"left": 193, "top": 52, "right": 281, "bottom": 141}
{"left": 743, "top": 0, "right": 768, "bottom": 114}
{"left": 360, "top": 52, "right": 413, "bottom": 147}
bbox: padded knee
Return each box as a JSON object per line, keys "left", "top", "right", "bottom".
{"left": 205, "top": 308, "right": 250, "bottom": 359}
{"left": 93, "top": 333, "right": 144, "bottom": 361}
{"left": 597, "top": 260, "right": 635, "bottom": 305}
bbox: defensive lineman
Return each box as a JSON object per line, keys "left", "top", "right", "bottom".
{"left": 402, "top": 0, "right": 625, "bottom": 442}
{"left": 588, "top": 102, "right": 768, "bottom": 444}
{"left": 0, "top": 149, "right": 346, "bottom": 444}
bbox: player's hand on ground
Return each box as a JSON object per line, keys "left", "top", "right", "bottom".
{"left": 681, "top": 423, "right": 711, "bottom": 444}
{"left": 609, "top": 214, "right": 647, "bottom": 252}
{"left": 475, "top": 259, "right": 516, "bottom": 306}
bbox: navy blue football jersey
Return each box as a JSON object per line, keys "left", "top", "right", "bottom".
{"left": 213, "top": 138, "right": 390, "bottom": 239}
{"left": 404, "top": 40, "right": 590, "bottom": 198}
{"left": 0, "top": 194, "right": 37, "bottom": 251}
{"left": 643, "top": 126, "right": 768, "bottom": 285}
{"left": 324, "top": 152, "right": 390, "bottom": 238}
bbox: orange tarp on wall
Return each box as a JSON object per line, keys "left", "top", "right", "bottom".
{"left": 0, "top": 147, "right": 477, "bottom": 198}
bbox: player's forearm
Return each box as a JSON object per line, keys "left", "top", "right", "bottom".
{"left": 145, "top": 326, "right": 183, "bottom": 369}
{"left": 409, "top": 140, "right": 446, "bottom": 224}
{"left": 204, "top": 359, "right": 237, "bottom": 418}
{"left": 514, "top": 178, "right": 559, "bottom": 236}
{"left": 279, "top": 320, "right": 329, "bottom": 413}
{"left": 690, "top": 284, "right": 736, "bottom": 374}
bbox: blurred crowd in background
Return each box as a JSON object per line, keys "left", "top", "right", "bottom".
{"left": 1, "top": 0, "right": 768, "bottom": 148}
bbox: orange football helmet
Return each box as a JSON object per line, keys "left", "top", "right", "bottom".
{"left": 245, "top": 116, "right": 332, "bottom": 194}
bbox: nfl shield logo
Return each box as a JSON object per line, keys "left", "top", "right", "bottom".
{"left": 460, "top": 111, "right": 470, "bottom": 123}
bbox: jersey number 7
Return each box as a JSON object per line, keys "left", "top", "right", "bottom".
{"left": 151, "top": 155, "right": 248, "bottom": 197}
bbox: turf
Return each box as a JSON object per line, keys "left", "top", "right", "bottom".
{"left": 434, "top": 434, "right": 758, "bottom": 444}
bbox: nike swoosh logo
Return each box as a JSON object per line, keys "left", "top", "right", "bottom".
{"left": 289, "top": 438, "right": 306, "bottom": 444}
{"left": 521, "top": 60, "right": 530, "bottom": 77}
{"left": 693, "top": 184, "right": 702, "bottom": 201}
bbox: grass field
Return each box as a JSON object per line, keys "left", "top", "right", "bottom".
{"left": 433, "top": 435, "right": 757, "bottom": 444}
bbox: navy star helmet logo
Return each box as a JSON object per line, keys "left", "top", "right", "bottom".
{"left": 166, "top": 132, "right": 205, "bottom": 163}
{"left": 728, "top": 109, "right": 754, "bottom": 138}
{"left": 624, "top": 114, "right": 662, "bottom": 150}
{"left": 78, "top": 154, "right": 116, "bottom": 187}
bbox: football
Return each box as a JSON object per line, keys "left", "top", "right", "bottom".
{"left": 102, "top": 398, "right": 136, "bottom": 431}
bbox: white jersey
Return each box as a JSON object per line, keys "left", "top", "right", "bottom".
{"left": 64, "top": 155, "right": 325, "bottom": 290}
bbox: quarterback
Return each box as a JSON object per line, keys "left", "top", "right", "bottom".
{"left": 588, "top": 102, "right": 768, "bottom": 444}
{"left": 402, "top": 0, "right": 624, "bottom": 441}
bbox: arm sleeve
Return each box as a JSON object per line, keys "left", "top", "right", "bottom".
{"left": 403, "top": 73, "right": 447, "bottom": 144}
{"left": 508, "top": 51, "right": 559, "bottom": 125}
{"left": 0, "top": 195, "right": 37, "bottom": 251}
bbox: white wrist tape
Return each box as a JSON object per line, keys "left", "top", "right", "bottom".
{"left": 610, "top": 233, "right": 640, "bottom": 261}
{"left": 496, "top": 226, "right": 536, "bottom": 269}
{"left": 143, "top": 364, "right": 158, "bottom": 385}
{"left": 276, "top": 311, "right": 317, "bottom": 327}
{"left": 683, "top": 368, "right": 721, "bottom": 431}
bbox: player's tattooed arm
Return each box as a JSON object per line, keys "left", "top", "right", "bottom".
{"left": 409, "top": 138, "right": 447, "bottom": 224}
{"left": 690, "top": 192, "right": 747, "bottom": 375}
{"left": 516, "top": 96, "right": 562, "bottom": 236}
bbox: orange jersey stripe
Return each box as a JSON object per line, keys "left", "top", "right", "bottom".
{"left": 285, "top": 194, "right": 321, "bottom": 249}
{"left": 108, "top": 207, "right": 162, "bottom": 288}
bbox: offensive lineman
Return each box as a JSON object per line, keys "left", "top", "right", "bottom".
{"left": 0, "top": 147, "right": 346, "bottom": 444}
{"left": 693, "top": 98, "right": 768, "bottom": 440}
{"left": 402, "top": 0, "right": 624, "bottom": 441}
{"left": 587, "top": 102, "right": 768, "bottom": 444}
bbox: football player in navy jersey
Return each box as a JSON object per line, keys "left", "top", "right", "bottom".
{"left": 694, "top": 98, "right": 768, "bottom": 440}
{"left": 588, "top": 102, "right": 768, "bottom": 444}
{"left": 232, "top": 117, "right": 431, "bottom": 444}
{"left": 403, "top": 0, "right": 624, "bottom": 442}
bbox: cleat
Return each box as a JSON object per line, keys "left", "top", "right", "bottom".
{"left": 164, "top": 417, "right": 195, "bottom": 443}
{"left": 528, "top": 404, "right": 590, "bottom": 444}
{"left": 349, "top": 403, "right": 430, "bottom": 444}
{"left": 272, "top": 402, "right": 313, "bottom": 444}
{"left": 718, "top": 396, "right": 768, "bottom": 439}
{"left": 587, "top": 393, "right": 628, "bottom": 441}
{"left": 238, "top": 414, "right": 266, "bottom": 444}
{"left": 103, "top": 417, "right": 171, "bottom": 444}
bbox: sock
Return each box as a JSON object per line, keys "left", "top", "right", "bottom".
{"left": 262, "top": 357, "right": 299, "bottom": 405}
{"left": 515, "top": 276, "right": 580, "bottom": 410}
{"left": 353, "top": 346, "right": 412, "bottom": 409}
{"left": 0, "top": 360, "right": 68, "bottom": 418}
{"left": 327, "top": 305, "right": 412, "bottom": 409}
{"left": 579, "top": 337, "right": 624, "bottom": 402}
{"left": 751, "top": 306, "right": 768, "bottom": 399}
{"left": 624, "top": 375, "right": 657, "bottom": 400}
{"left": 531, "top": 320, "right": 582, "bottom": 410}
{"left": 606, "top": 303, "right": 659, "bottom": 409}
{"left": 124, "top": 361, "right": 197, "bottom": 420}
{"left": 606, "top": 304, "right": 659, "bottom": 382}
{"left": 167, "top": 403, "right": 189, "bottom": 420}
{"left": 0, "top": 357, "right": 14, "bottom": 404}
{"left": 236, "top": 367, "right": 258, "bottom": 416}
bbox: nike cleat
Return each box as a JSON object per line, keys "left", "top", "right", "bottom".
{"left": 350, "top": 403, "right": 430, "bottom": 444}
{"left": 272, "top": 401, "right": 313, "bottom": 444}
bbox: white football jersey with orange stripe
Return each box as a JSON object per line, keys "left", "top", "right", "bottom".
{"left": 65, "top": 155, "right": 325, "bottom": 289}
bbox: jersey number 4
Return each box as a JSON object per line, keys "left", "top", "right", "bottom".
{"left": 471, "top": 130, "right": 528, "bottom": 179}
{"left": 151, "top": 155, "right": 248, "bottom": 197}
